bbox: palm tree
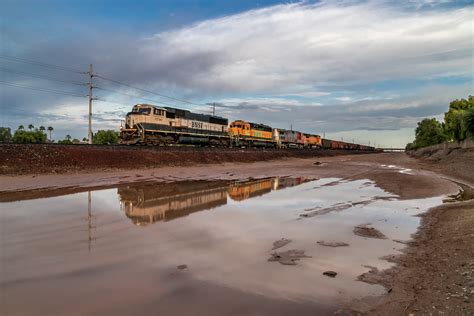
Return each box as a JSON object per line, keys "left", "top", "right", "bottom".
{"left": 47, "top": 126, "right": 54, "bottom": 141}
{"left": 18, "top": 125, "right": 24, "bottom": 131}
{"left": 39, "top": 126, "right": 45, "bottom": 132}
{"left": 28, "top": 124, "right": 34, "bottom": 130}
{"left": 66, "top": 134, "right": 72, "bottom": 141}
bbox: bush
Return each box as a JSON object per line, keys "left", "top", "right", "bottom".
{"left": 464, "top": 107, "right": 474, "bottom": 138}
{"left": 444, "top": 96, "right": 474, "bottom": 141}
{"left": 405, "top": 142, "right": 415, "bottom": 151}
{"left": 12, "top": 129, "right": 47, "bottom": 144}
{"left": 0, "top": 127, "right": 12, "bottom": 142}
{"left": 57, "top": 134, "right": 73, "bottom": 144}
{"left": 413, "top": 118, "right": 447, "bottom": 149}
{"left": 93, "top": 130, "right": 119, "bottom": 145}
{"left": 57, "top": 139, "right": 73, "bottom": 144}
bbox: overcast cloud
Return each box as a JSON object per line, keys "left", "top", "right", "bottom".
{"left": 0, "top": 1, "right": 472, "bottom": 146}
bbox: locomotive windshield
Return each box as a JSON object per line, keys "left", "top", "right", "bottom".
{"left": 132, "top": 107, "right": 151, "bottom": 114}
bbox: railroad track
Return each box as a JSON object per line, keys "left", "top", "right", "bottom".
{"left": 0, "top": 143, "right": 377, "bottom": 153}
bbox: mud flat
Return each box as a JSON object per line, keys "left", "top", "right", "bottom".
{"left": 0, "top": 152, "right": 472, "bottom": 315}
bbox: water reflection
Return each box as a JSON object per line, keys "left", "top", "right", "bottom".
{"left": 0, "top": 177, "right": 447, "bottom": 316}
{"left": 119, "top": 177, "right": 310, "bottom": 226}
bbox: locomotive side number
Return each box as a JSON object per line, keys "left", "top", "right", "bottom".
{"left": 192, "top": 121, "right": 203, "bottom": 129}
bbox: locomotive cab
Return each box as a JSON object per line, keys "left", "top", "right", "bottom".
{"left": 229, "top": 120, "right": 251, "bottom": 137}
{"left": 124, "top": 104, "right": 166, "bottom": 129}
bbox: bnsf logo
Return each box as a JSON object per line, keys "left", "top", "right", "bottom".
{"left": 192, "top": 121, "right": 203, "bottom": 129}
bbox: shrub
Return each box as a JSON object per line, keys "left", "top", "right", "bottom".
{"left": 93, "top": 130, "right": 119, "bottom": 145}
{"left": 0, "top": 127, "right": 12, "bottom": 142}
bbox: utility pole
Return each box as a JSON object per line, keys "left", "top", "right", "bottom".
{"left": 212, "top": 103, "right": 215, "bottom": 116}
{"left": 87, "top": 64, "right": 95, "bottom": 144}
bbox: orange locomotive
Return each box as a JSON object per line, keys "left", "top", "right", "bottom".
{"left": 228, "top": 120, "right": 276, "bottom": 148}
{"left": 303, "top": 133, "right": 322, "bottom": 148}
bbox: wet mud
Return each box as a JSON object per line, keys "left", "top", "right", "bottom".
{"left": 272, "top": 238, "right": 292, "bottom": 250}
{"left": 268, "top": 249, "right": 311, "bottom": 266}
{"left": 443, "top": 181, "right": 474, "bottom": 202}
{"left": 323, "top": 271, "right": 338, "bottom": 278}
{"left": 353, "top": 224, "right": 388, "bottom": 239}
{"left": 316, "top": 241, "right": 350, "bottom": 247}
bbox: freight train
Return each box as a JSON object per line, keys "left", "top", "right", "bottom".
{"left": 119, "top": 177, "right": 310, "bottom": 225}
{"left": 120, "top": 103, "right": 375, "bottom": 151}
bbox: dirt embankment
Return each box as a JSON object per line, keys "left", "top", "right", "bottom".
{"left": 407, "top": 145, "right": 474, "bottom": 186}
{"left": 0, "top": 143, "right": 374, "bottom": 175}
{"left": 357, "top": 199, "right": 474, "bottom": 315}
{"left": 347, "top": 151, "right": 474, "bottom": 315}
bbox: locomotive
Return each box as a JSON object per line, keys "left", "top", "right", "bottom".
{"left": 120, "top": 103, "right": 374, "bottom": 151}
{"left": 119, "top": 177, "right": 310, "bottom": 226}
{"left": 120, "top": 104, "right": 229, "bottom": 146}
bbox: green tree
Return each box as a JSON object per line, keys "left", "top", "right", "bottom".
{"left": 444, "top": 96, "right": 474, "bottom": 141}
{"left": 405, "top": 142, "right": 415, "bottom": 151}
{"left": 12, "top": 127, "right": 47, "bottom": 144}
{"left": 18, "top": 125, "right": 24, "bottom": 131}
{"left": 28, "top": 124, "right": 34, "bottom": 130}
{"left": 47, "top": 126, "right": 54, "bottom": 141}
{"left": 0, "top": 127, "right": 12, "bottom": 142}
{"left": 413, "top": 118, "right": 447, "bottom": 148}
{"left": 57, "top": 135, "right": 73, "bottom": 144}
{"left": 464, "top": 107, "right": 474, "bottom": 138}
{"left": 93, "top": 130, "right": 119, "bottom": 145}
{"left": 39, "top": 126, "right": 46, "bottom": 132}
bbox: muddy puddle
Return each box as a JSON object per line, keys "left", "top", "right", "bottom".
{"left": 0, "top": 176, "right": 446, "bottom": 315}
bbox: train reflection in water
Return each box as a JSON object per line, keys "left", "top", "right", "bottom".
{"left": 118, "top": 177, "right": 311, "bottom": 226}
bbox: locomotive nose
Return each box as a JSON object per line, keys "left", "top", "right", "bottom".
{"left": 125, "top": 113, "right": 132, "bottom": 128}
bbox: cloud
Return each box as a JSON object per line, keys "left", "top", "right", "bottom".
{"left": 1, "top": 1, "right": 472, "bottom": 144}
{"left": 136, "top": 1, "right": 472, "bottom": 93}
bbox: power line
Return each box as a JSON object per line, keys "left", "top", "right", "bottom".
{"left": 95, "top": 86, "right": 188, "bottom": 109}
{"left": 0, "top": 80, "right": 86, "bottom": 97}
{"left": 0, "top": 67, "right": 87, "bottom": 86}
{"left": 95, "top": 74, "right": 203, "bottom": 107}
{"left": 0, "top": 55, "right": 86, "bottom": 74}
{"left": 95, "top": 98, "right": 134, "bottom": 107}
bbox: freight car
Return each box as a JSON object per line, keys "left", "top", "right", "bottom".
{"left": 228, "top": 120, "right": 276, "bottom": 148}
{"left": 120, "top": 104, "right": 229, "bottom": 146}
{"left": 322, "top": 138, "right": 375, "bottom": 151}
{"left": 322, "top": 139, "right": 344, "bottom": 149}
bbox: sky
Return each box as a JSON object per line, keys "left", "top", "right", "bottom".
{"left": 0, "top": 0, "right": 472, "bottom": 147}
